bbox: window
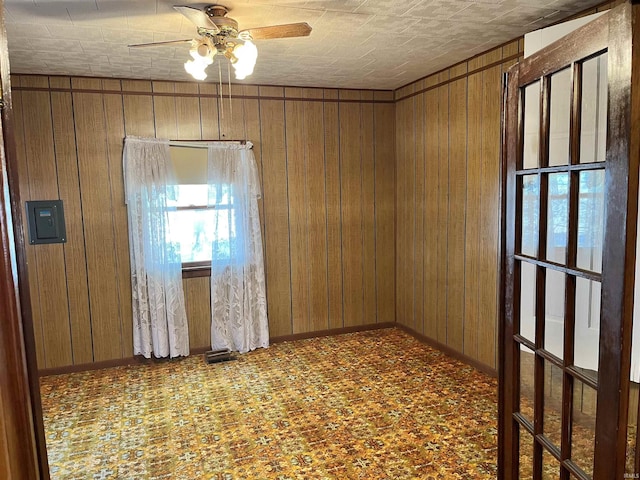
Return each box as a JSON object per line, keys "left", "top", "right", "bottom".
{"left": 521, "top": 173, "right": 604, "bottom": 253}
{"left": 166, "top": 146, "right": 240, "bottom": 269}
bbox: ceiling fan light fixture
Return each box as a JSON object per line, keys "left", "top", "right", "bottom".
{"left": 131, "top": 4, "right": 312, "bottom": 83}
{"left": 189, "top": 40, "right": 215, "bottom": 65}
{"left": 184, "top": 58, "right": 208, "bottom": 80}
{"left": 184, "top": 38, "right": 215, "bottom": 80}
{"left": 231, "top": 39, "right": 258, "bottom": 80}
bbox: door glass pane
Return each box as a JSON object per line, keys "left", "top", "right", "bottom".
{"left": 547, "top": 173, "right": 569, "bottom": 264}
{"left": 519, "top": 430, "right": 534, "bottom": 479}
{"left": 545, "top": 270, "right": 565, "bottom": 359}
{"left": 577, "top": 170, "right": 605, "bottom": 273}
{"left": 542, "top": 448, "right": 560, "bottom": 480}
{"left": 523, "top": 81, "right": 541, "bottom": 169}
{"left": 572, "top": 380, "right": 597, "bottom": 477}
{"left": 519, "top": 344, "right": 535, "bottom": 425}
{"left": 520, "top": 262, "right": 536, "bottom": 342}
{"left": 549, "top": 68, "right": 572, "bottom": 166}
{"left": 543, "top": 362, "right": 563, "bottom": 449}
{"left": 522, "top": 175, "right": 540, "bottom": 257}
{"left": 574, "top": 277, "right": 600, "bottom": 382}
{"left": 580, "top": 53, "right": 608, "bottom": 164}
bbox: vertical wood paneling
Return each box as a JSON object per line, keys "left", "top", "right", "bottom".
{"left": 175, "top": 83, "right": 202, "bottom": 140}
{"left": 184, "top": 277, "right": 211, "bottom": 350}
{"left": 304, "top": 89, "right": 329, "bottom": 331}
{"left": 415, "top": 91, "right": 426, "bottom": 334}
{"left": 361, "top": 93, "right": 377, "bottom": 324}
{"left": 199, "top": 84, "right": 220, "bottom": 140}
{"left": 285, "top": 87, "right": 309, "bottom": 334}
{"left": 339, "top": 91, "right": 364, "bottom": 327}
{"left": 437, "top": 76, "right": 450, "bottom": 345}
{"left": 324, "top": 89, "right": 344, "bottom": 329}
{"left": 122, "top": 81, "right": 155, "bottom": 137}
{"left": 502, "top": 41, "right": 521, "bottom": 72}
{"left": 72, "top": 83, "right": 122, "bottom": 362}
{"left": 220, "top": 84, "right": 246, "bottom": 140}
{"left": 50, "top": 88, "right": 93, "bottom": 364}
{"left": 406, "top": 91, "right": 417, "bottom": 331}
{"left": 424, "top": 88, "right": 440, "bottom": 340}
{"left": 260, "top": 90, "right": 292, "bottom": 337}
{"left": 464, "top": 66, "right": 484, "bottom": 361}
{"left": 477, "top": 60, "right": 503, "bottom": 369}
{"left": 396, "top": 97, "right": 410, "bottom": 327}
{"left": 447, "top": 75, "right": 468, "bottom": 352}
{"left": 394, "top": 40, "right": 523, "bottom": 371}
{"left": 102, "top": 81, "right": 133, "bottom": 358}
{"left": 17, "top": 77, "right": 396, "bottom": 367}
{"left": 13, "top": 88, "right": 46, "bottom": 369}
{"left": 153, "top": 82, "right": 178, "bottom": 139}
{"left": 374, "top": 101, "right": 395, "bottom": 324}
{"left": 21, "top": 78, "right": 72, "bottom": 368}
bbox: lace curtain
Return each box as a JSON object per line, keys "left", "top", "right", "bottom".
{"left": 123, "top": 136, "right": 189, "bottom": 358}
{"left": 207, "top": 142, "right": 268, "bottom": 353}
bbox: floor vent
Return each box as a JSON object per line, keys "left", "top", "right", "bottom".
{"left": 204, "top": 348, "right": 233, "bottom": 364}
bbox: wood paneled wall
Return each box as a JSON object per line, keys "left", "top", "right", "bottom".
{"left": 13, "top": 75, "right": 395, "bottom": 369}
{"left": 394, "top": 40, "right": 523, "bottom": 371}
{"left": 392, "top": 0, "right": 620, "bottom": 372}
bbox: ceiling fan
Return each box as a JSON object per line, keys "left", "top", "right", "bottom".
{"left": 129, "top": 4, "right": 312, "bottom": 81}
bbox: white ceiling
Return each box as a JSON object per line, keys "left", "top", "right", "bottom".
{"left": 4, "top": 0, "right": 604, "bottom": 90}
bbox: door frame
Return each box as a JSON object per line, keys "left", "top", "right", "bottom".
{"left": 0, "top": 0, "right": 49, "bottom": 477}
{"left": 500, "top": 2, "right": 640, "bottom": 478}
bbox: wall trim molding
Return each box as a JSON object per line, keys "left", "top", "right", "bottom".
{"left": 38, "top": 322, "right": 497, "bottom": 378}
{"left": 395, "top": 44, "right": 523, "bottom": 95}
{"left": 38, "top": 322, "right": 397, "bottom": 376}
{"left": 270, "top": 322, "right": 396, "bottom": 344}
{"left": 394, "top": 52, "right": 523, "bottom": 103}
{"left": 395, "top": 323, "right": 498, "bottom": 378}
{"left": 12, "top": 85, "right": 394, "bottom": 104}
{"left": 39, "top": 356, "right": 154, "bottom": 377}
{"left": 13, "top": 72, "right": 392, "bottom": 94}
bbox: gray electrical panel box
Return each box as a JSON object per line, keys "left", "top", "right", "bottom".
{"left": 26, "top": 200, "right": 67, "bottom": 245}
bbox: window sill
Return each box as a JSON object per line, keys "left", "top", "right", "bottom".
{"left": 182, "top": 262, "right": 211, "bottom": 279}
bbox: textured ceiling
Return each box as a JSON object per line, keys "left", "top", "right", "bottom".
{"left": 5, "top": 0, "right": 604, "bottom": 90}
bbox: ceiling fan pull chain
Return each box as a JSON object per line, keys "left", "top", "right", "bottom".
{"left": 228, "top": 65, "right": 233, "bottom": 120}
{"left": 218, "top": 60, "right": 224, "bottom": 120}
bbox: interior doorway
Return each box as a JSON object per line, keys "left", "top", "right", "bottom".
{"left": 500, "top": 2, "right": 639, "bottom": 479}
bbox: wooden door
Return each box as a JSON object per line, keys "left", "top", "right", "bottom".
{"left": 501, "top": 3, "right": 640, "bottom": 479}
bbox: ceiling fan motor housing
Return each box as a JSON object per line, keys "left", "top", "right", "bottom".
{"left": 205, "top": 5, "right": 229, "bottom": 18}
{"left": 205, "top": 5, "right": 238, "bottom": 34}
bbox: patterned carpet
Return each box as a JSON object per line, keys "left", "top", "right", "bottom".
{"left": 40, "top": 328, "right": 499, "bottom": 479}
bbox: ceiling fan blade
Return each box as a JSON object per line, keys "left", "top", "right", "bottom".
{"left": 173, "top": 5, "right": 220, "bottom": 33}
{"left": 240, "top": 22, "right": 312, "bottom": 40}
{"left": 128, "top": 39, "right": 192, "bottom": 48}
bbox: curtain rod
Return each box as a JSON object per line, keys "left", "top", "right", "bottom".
{"left": 169, "top": 139, "right": 247, "bottom": 148}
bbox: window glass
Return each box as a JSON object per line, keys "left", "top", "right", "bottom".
{"left": 547, "top": 173, "right": 568, "bottom": 264}
{"left": 577, "top": 170, "right": 605, "bottom": 273}
{"left": 167, "top": 184, "right": 239, "bottom": 264}
{"left": 521, "top": 175, "right": 540, "bottom": 257}
{"left": 523, "top": 81, "right": 541, "bottom": 169}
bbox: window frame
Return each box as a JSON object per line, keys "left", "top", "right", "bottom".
{"left": 171, "top": 193, "right": 240, "bottom": 278}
